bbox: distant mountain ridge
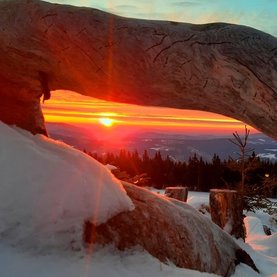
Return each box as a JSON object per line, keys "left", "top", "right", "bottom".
{"left": 46, "top": 123, "right": 277, "bottom": 162}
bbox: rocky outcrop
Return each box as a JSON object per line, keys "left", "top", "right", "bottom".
{"left": 0, "top": 93, "right": 47, "bottom": 135}
{"left": 83, "top": 182, "right": 258, "bottom": 277}
{"left": 0, "top": 0, "right": 276, "bottom": 138}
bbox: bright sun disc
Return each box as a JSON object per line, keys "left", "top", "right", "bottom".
{"left": 99, "top": 117, "right": 114, "bottom": 127}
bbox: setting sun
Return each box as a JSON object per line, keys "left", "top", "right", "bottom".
{"left": 42, "top": 91, "right": 258, "bottom": 135}
{"left": 99, "top": 117, "right": 114, "bottom": 127}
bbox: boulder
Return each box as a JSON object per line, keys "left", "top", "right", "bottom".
{"left": 83, "top": 182, "right": 258, "bottom": 276}
{"left": 0, "top": 0, "right": 276, "bottom": 138}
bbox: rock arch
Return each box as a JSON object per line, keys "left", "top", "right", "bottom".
{"left": 0, "top": 0, "right": 276, "bottom": 138}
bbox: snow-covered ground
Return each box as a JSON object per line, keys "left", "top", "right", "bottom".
{"left": 150, "top": 189, "right": 277, "bottom": 277}
{"left": 0, "top": 244, "right": 219, "bottom": 277}
{"left": 0, "top": 122, "right": 276, "bottom": 277}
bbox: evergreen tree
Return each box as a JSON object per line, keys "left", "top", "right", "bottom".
{"left": 82, "top": 146, "right": 276, "bottom": 198}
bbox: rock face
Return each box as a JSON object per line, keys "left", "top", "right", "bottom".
{"left": 83, "top": 182, "right": 258, "bottom": 277}
{"left": 0, "top": 94, "right": 47, "bottom": 135}
{"left": 0, "top": 0, "right": 276, "bottom": 138}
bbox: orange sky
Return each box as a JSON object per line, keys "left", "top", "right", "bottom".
{"left": 42, "top": 90, "right": 258, "bottom": 136}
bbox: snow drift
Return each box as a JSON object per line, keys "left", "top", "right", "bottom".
{"left": 0, "top": 122, "right": 133, "bottom": 251}
{"left": 244, "top": 216, "right": 277, "bottom": 257}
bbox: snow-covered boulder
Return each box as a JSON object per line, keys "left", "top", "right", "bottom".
{"left": 85, "top": 182, "right": 258, "bottom": 277}
{"left": 0, "top": 122, "right": 133, "bottom": 251}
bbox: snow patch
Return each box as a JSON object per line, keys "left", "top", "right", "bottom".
{"left": 187, "top": 192, "right": 209, "bottom": 209}
{"left": 244, "top": 216, "right": 277, "bottom": 257}
{"left": 150, "top": 147, "right": 162, "bottom": 151}
{"left": 265, "top": 149, "right": 277, "bottom": 152}
{"left": 105, "top": 164, "right": 118, "bottom": 171}
{"left": 257, "top": 153, "right": 277, "bottom": 160}
{"left": 232, "top": 214, "right": 277, "bottom": 276}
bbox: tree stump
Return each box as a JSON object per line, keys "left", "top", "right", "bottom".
{"left": 210, "top": 189, "right": 245, "bottom": 240}
{"left": 165, "top": 187, "right": 188, "bottom": 202}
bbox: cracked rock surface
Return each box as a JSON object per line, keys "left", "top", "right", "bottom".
{"left": 0, "top": 0, "right": 276, "bottom": 138}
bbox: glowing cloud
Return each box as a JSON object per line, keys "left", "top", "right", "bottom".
{"left": 42, "top": 90, "right": 258, "bottom": 135}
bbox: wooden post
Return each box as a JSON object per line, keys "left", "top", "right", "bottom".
{"left": 209, "top": 189, "right": 245, "bottom": 240}
{"left": 165, "top": 187, "right": 188, "bottom": 202}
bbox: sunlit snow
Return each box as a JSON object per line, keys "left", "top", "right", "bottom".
{"left": 0, "top": 122, "right": 276, "bottom": 277}
{"left": 0, "top": 122, "right": 133, "bottom": 252}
